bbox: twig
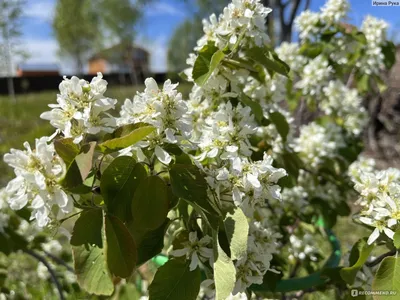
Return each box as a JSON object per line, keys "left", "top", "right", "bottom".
{"left": 44, "top": 250, "right": 74, "bottom": 273}
{"left": 366, "top": 249, "right": 396, "bottom": 268}
{"left": 23, "top": 249, "right": 65, "bottom": 300}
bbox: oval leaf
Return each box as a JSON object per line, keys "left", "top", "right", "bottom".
{"left": 101, "top": 157, "right": 147, "bottom": 222}
{"left": 214, "top": 241, "right": 236, "bottom": 300}
{"left": 372, "top": 256, "right": 400, "bottom": 300}
{"left": 104, "top": 214, "right": 137, "bottom": 278}
{"left": 340, "top": 238, "right": 374, "bottom": 285}
{"left": 99, "top": 123, "right": 155, "bottom": 153}
{"left": 71, "top": 209, "right": 114, "bottom": 296}
{"left": 149, "top": 259, "right": 201, "bottom": 300}
{"left": 131, "top": 175, "right": 169, "bottom": 230}
{"left": 224, "top": 207, "right": 249, "bottom": 260}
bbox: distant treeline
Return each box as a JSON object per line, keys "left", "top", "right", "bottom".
{"left": 0, "top": 73, "right": 169, "bottom": 95}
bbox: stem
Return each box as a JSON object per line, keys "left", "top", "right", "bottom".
{"left": 366, "top": 249, "right": 396, "bottom": 268}
{"left": 23, "top": 249, "right": 65, "bottom": 300}
{"left": 58, "top": 210, "right": 83, "bottom": 224}
{"left": 44, "top": 251, "right": 74, "bottom": 273}
{"left": 223, "top": 58, "right": 257, "bottom": 72}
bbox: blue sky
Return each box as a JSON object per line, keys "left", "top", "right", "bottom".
{"left": 18, "top": 0, "right": 400, "bottom": 74}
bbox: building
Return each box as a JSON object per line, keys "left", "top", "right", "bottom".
{"left": 88, "top": 44, "right": 150, "bottom": 81}
{"left": 16, "top": 63, "right": 59, "bottom": 77}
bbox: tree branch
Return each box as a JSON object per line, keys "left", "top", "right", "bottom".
{"left": 289, "top": 0, "right": 302, "bottom": 25}
{"left": 366, "top": 249, "right": 397, "bottom": 268}
{"left": 23, "top": 249, "right": 65, "bottom": 300}
{"left": 44, "top": 251, "right": 74, "bottom": 273}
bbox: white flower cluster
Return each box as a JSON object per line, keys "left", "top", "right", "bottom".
{"left": 349, "top": 161, "right": 400, "bottom": 244}
{"left": 295, "top": 11, "right": 320, "bottom": 40}
{"left": 295, "top": 0, "right": 349, "bottom": 40}
{"left": 320, "top": 0, "right": 349, "bottom": 24}
{"left": 118, "top": 78, "right": 192, "bottom": 165}
{"left": 295, "top": 55, "right": 332, "bottom": 97}
{"left": 197, "top": 102, "right": 256, "bottom": 160}
{"left": 198, "top": 0, "right": 271, "bottom": 50}
{"left": 275, "top": 42, "right": 308, "bottom": 74}
{"left": 41, "top": 73, "right": 117, "bottom": 144}
{"left": 294, "top": 123, "right": 345, "bottom": 170}
{"left": 2, "top": 137, "right": 73, "bottom": 227}
{"left": 288, "top": 232, "right": 319, "bottom": 262}
{"left": 233, "top": 219, "right": 281, "bottom": 293}
{"left": 322, "top": 80, "right": 368, "bottom": 135}
{"left": 359, "top": 15, "right": 389, "bottom": 75}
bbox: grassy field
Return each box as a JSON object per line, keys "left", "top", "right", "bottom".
{"left": 0, "top": 84, "right": 192, "bottom": 186}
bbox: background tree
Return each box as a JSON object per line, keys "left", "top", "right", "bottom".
{"left": 53, "top": 0, "right": 100, "bottom": 75}
{"left": 0, "top": 0, "right": 27, "bottom": 102}
{"left": 97, "top": 0, "right": 142, "bottom": 84}
{"left": 167, "top": 0, "right": 229, "bottom": 73}
{"left": 262, "top": 0, "right": 311, "bottom": 46}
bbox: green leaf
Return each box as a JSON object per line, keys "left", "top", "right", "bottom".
{"left": 148, "top": 259, "right": 201, "bottom": 300}
{"left": 75, "top": 142, "right": 96, "bottom": 180}
{"left": 136, "top": 219, "right": 170, "bottom": 266}
{"left": 299, "top": 42, "right": 324, "bottom": 58}
{"left": 99, "top": 123, "right": 155, "bottom": 153}
{"left": 268, "top": 111, "right": 290, "bottom": 142}
{"left": 169, "top": 164, "right": 220, "bottom": 216}
{"left": 357, "top": 74, "right": 369, "bottom": 93}
{"left": 340, "top": 238, "right": 374, "bottom": 285}
{"left": 393, "top": 231, "right": 400, "bottom": 249}
{"left": 192, "top": 42, "right": 226, "bottom": 86}
{"left": 54, "top": 138, "right": 79, "bottom": 166}
{"left": 381, "top": 41, "right": 396, "bottom": 70}
{"left": 247, "top": 47, "right": 290, "bottom": 77}
{"left": 60, "top": 142, "right": 96, "bottom": 192}
{"left": 73, "top": 245, "right": 114, "bottom": 296}
{"left": 71, "top": 209, "right": 114, "bottom": 296}
{"left": 101, "top": 157, "right": 147, "bottom": 222}
{"left": 131, "top": 175, "right": 169, "bottom": 231}
{"left": 117, "top": 283, "right": 140, "bottom": 300}
{"left": 224, "top": 207, "right": 248, "bottom": 260}
{"left": 193, "top": 43, "right": 225, "bottom": 86}
{"left": 214, "top": 241, "right": 236, "bottom": 300}
{"left": 372, "top": 256, "right": 400, "bottom": 300}
{"left": 104, "top": 214, "right": 137, "bottom": 278}
{"left": 70, "top": 209, "right": 103, "bottom": 246}
{"left": 240, "top": 94, "right": 264, "bottom": 123}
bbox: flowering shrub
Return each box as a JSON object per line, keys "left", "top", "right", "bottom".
{"left": 0, "top": 0, "right": 398, "bottom": 299}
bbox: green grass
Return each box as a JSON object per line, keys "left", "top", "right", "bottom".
{"left": 0, "top": 84, "right": 193, "bottom": 186}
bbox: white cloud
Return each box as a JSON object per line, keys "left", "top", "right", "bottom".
{"left": 24, "top": 0, "right": 55, "bottom": 23}
{"left": 145, "top": 2, "right": 185, "bottom": 17}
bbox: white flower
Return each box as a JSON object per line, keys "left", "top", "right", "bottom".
{"left": 295, "top": 55, "right": 332, "bottom": 97}
{"left": 170, "top": 231, "right": 213, "bottom": 271}
{"left": 41, "top": 73, "right": 117, "bottom": 143}
{"left": 360, "top": 216, "right": 395, "bottom": 245}
{"left": 294, "top": 123, "right": 344, "bottom": 169}
{"left": 320, "top": 0, "right": 349, "bottom": 24}
{"left": 295, "top": 10, "right": 320, "bottom": 40}
{"left": 118, "top": 78, "right": 192, "bottom": 165}
{"left": 42, "top": 240, "right": 63, "bottom": 255}
{"left": 3, "top": 138, "right": 74, "bottom": 227}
